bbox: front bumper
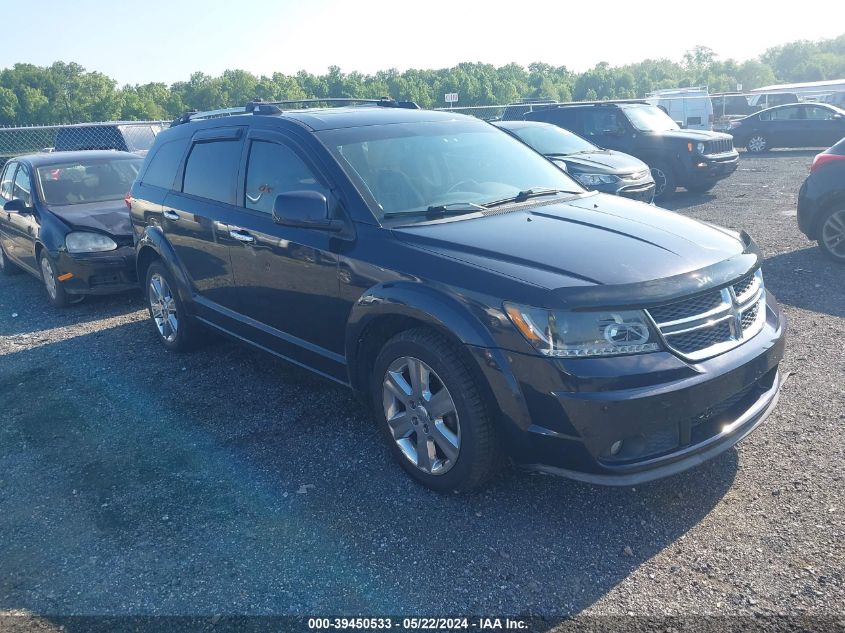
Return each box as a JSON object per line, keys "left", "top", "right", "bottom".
{"left": 55, "top": 245, "right": 138, "bottom": 295}
{"left": 473, "top": 293, "right": 786, "bottom": 485}
{"left": 590, "top": 178, "right": 655, "bottom": 204}
{"left": 683, "top": 151, "right": 739, "bottom": 185}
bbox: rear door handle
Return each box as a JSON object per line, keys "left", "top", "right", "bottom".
{"left": 163, "top": 210, "right": 179, "bottom": 221}
{"left": 229, "top": 229, "right": 255, "bottom": 244}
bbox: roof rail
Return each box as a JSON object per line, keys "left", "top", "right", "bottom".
{"left": 172, "top": 97, "right": 421, "bottom": 126}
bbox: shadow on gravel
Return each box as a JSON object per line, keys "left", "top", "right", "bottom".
{"left": 662, "top": 192, "right": 717, "bottom": 211}
{"left": 0, "top": 310, "right": 738, "bottom": 621}
{"left": 737, "top": 149, "right": 818, "bottom": 160}
{"left": 764, "top": 246, "right": 845, "bottom": 319}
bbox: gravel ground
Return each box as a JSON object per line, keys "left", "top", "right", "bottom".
{"left": 0, "top": 151, "right": 843, "bottom": 626}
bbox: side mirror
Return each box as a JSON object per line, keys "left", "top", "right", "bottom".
{"left": 272, "top": 191, "right": 343, "bottom": 232}
{"left": 4, "top": 199, "right": 30, "bottom": 214}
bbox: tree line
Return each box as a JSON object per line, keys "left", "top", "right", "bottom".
{"left": 1, "top": 34, "right": 844, "bottom": 127}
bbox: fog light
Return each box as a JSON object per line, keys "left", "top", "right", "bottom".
{"left": 610, "top": 440, "right": 623, "bottom": 455}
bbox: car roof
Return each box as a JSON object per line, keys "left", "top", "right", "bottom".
{"left": 11, "top": 150, "right": 142, "bottom": 167}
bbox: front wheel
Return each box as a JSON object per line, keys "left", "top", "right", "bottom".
{"left": 819, "top": 207, "right": 845, "bottom": 263}
{"left": 39, "top": 253, "right": 83, "bottom": 307}
{"left": 145, "top": 261, "right": 200, "bottom": 351}
{"left": 651, "top": 162, "right": 677, "bottom": 201}
{"left": 371, "top": 328, "right": 502, "bottom": 492}
{"left": 746, "top": 134, "right": 769, "bottom": 153}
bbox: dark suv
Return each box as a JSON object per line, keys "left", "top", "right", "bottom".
{"left": 519, "top": 102, "right": 739, "bottom": 200}
{"left": 129, "top": 100, "right": 785, "bottom": 491}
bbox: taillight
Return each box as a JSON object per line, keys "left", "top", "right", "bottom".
{"left": 811, "top": 153, "right": 845, "bottom": 173}
{"left": 124, "top": 191, "right": 132, "bottom": 210}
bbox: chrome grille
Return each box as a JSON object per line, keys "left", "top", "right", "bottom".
{"left": 646, "top": 269, "right": 766, "bottom": 361}
{"left": 704, "top": 138, "right": 734, "bottom": 154}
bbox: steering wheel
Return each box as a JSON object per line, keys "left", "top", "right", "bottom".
{"left": 446, "top": 179, "right": 481, "bottom": 194}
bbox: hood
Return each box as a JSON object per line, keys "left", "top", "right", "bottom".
{"left": 393, "top": 194, "right": 754, "bottom": 307}
{"left": 551, "top": 150, "right": 648, "bottom": 175}
{"left": 48, "top": 200, "right": 132, "bottom": 236}
{"left": 650, "top": 129, "right": 733, "bottom": 142}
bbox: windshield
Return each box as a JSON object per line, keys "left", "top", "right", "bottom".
{"left": 37, "top": 158, "right": 142, "bottom": 205}
{"left": 621, "top": 104, "right": 680, "bottom": 132}
{"left": 320, "top": 120, "right": 583, "bottom": 220}
{"left": 505, "top": 124, "right": 597, "bottom": 155}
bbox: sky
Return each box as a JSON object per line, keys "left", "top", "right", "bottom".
{"left": 2, "top": 0, "right": 844, "bottom": 85}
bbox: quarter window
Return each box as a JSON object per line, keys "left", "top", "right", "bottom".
{"left": 182, "top": 139, "right": 241, "bottom": 204}
{"left": 244, "top": 141, "right": 328, "bottom": 214}
{"left": 0, "top": 163, "right": 16, "bottom": 201}
{"left": 142, "top": 140, "right": 186, "bottom": 190}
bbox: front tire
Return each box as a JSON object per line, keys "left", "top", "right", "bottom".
{"left": 746, "top": 134, "right": 769, "bottom": 153}
{"left": 818, "top": 207, "right": 845, "bottom": 263}
{"left": 651, "top": 162, "right": 677, "bottom": 201}
{"left": 39, "top": 252, "right": 82, "bottom": 307}
{"left": 145, "top": 261, "right": 199, "bottom": 351}
{"left": 371, "top": 328, "right": 502, "bottom": 492}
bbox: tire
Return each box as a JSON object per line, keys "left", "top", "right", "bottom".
{"left": 371, "top": 328, "right": 502, "bottom": 492}
{"left": 145, "top": 260, "right": 200, "bottom": 351}
{"left": 651, "top": 162, "right": 677, "bottom": 201}
{"left": 818, "top": 207, "right": 845, "bottom": 263}
{"left": 746, "top": 134, "right": 769, "bottom": 153}
{"left": 686, "top": 181, "right": 717, "bottom": 194}
{"left": 39, "top": 252, "right": 82, "bottom": 308}
{"left": 0, "top": 242, "right": 21, "bottom": 276}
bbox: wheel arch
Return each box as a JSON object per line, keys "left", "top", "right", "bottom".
{"left": 135, "top": 226, "right": 193, "bottom": 304}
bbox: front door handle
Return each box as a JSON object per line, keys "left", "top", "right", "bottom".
{"left": 163, "top": 210, "right": 179, "bottom": 221}
{"left": 229, "top": 229, "right": 255, "bottom": 244}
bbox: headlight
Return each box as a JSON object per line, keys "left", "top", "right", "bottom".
{"left": 504, "top": 303, "right": 661, "bottom": 358}
{"left": 696, "top": 142, "right": 706, "bottom": 154}
{"left": 572, "top": 173, "right": 620, "bottom": 186}
{"left": 65, "top": 232, "right": 118, "bottom": 253}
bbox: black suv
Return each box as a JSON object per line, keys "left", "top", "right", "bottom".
{"left": 519, "top": 102, "right": 739, "bottom": 200}
{"left": 129, "top": 100, "right": 785, "bottom": 491}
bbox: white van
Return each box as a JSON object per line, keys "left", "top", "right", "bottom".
{"left": 646, "top": 87, "right": 714, "bottom": 131}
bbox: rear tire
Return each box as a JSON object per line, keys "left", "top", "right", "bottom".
{"left": 746, "top": 134, "right": 769, "bottom": 153}
{"left": 145, "top": 261, "right": 200, "bottom": 351}
{"left": 371, "top": 328, "right": 502, "bottom": 492}
{"left": 0, "top": 243, "right": 21, "bottom": 276}
{"left": 651, "top": 162, "right": 676, "bottom": 201}
{"left": 818, "top": 207, "right": 845, "bottom": 263}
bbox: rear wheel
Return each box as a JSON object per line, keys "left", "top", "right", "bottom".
{"left": 145, "top": 261, "right": 200, "bottom": 351}
{"left": 819, "top": 207, "right": 845, "bottom": 263}
{"left": 0, "top": 243, "right": 21, "bottom": 276}
{"left": 371, "top": 328, "right": 502, "bottom": 492}
{"left": 39, "top": 252, "right": 82, "bottom": 308}
{"left": 651, "top": 162, "right": 676, "bottom": 201}
{"left": 746, "top": 134, "right": 769, "bottom": 153}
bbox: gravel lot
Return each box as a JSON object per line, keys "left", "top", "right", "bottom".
{"left": 0, "top": 151, "right": 843, "bottom": 625}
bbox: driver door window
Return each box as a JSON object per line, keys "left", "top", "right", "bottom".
{"left": 12, "top": 166, "right": 32, "bottom": 207}
{"left": 244, "top": 141, "right": 328, "bottom": 214}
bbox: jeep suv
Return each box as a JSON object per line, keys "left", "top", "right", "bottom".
{"left": 520, "top": 102, "right": 739, "bottom": 200}
{"left": 129, "top": 100, "right": 785, "bottom": 491}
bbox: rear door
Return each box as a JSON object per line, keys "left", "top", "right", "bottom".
{"left": 160, "top": 127, "right": 244, "bottom": 307}
{"left": 762, "top": 106, "right": 803, "bottom": 146}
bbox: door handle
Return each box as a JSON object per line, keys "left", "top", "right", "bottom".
{"left": 229, "top": 229, "right": 255, "bottom": 244}
{"left": 163, "top": 210, "right": 179, "bottom": 221}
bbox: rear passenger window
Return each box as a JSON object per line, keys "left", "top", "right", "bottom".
{"left": 244, "top": 141, "right": 328, "bottom": 214}
{"left": 141, "top": 140, "right": 186, "bottom": 190}
{"left": 0, "top": 163, "right": 16, "bottom": 201}
{"left": 182, "top": 140, "right": 241, "bottom": 204}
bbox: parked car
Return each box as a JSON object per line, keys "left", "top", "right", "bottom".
{"left": 129, "top": 100, "right": 785, "bottom": 492}
{"left": 53, "top": 122, "right": 163, "bottom": 155}
{"left": 798, "top": 137, "right": 845, "bottom": 262}
{"left": 646, "top": 86, "right": 713, "bottom": 131}
{"left": 0, "top": 150, "right": 142, "bottom": 306}
{"left": 493, "top": 120, "right": 655, "bottom": 202}
{"left": 747, "top": 92, "right": 799, "bottom": 111}
{"left": 821, "top": 92, "right": 845, "bottom": 108}
{"left": 521, "top": 101, "right": 738, "bottom": 200}
{"left": 728, "top": 103, "right": 845, "bottom": 152}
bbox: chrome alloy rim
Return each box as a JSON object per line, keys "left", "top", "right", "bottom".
{"left": 41, "top": 257, "right": 57, "bottom": 299}
{"left": 148, "top": 273, "right": 178, "bottom": 342}
{"left": 382, "top": 356, "right": 461, "bottom": 476}
{"left": 651, "top": 168, "right": 668, "bottom": 196}
{"left": 0, "top": 245, "right": 5, "bottom": 269}
{"left": 822, "top": 209, "right": 845, "bottom": 258}
{"left": 748, "top": 136, "right": 767, "bottom": 152}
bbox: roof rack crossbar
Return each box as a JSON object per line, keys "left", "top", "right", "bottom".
{"left": 245, "top": 97, "right": 420, "bottom": 111}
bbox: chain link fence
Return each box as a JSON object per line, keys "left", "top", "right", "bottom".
{"left": 0, "top": 121, "right": 169, "bottom": 170}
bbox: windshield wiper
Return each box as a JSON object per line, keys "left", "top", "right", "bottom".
{"left": 483, "top": 187, "right": 577, "bottom": 208}
{"left": 383, "top": 202, "right": 486, "bottom": 219}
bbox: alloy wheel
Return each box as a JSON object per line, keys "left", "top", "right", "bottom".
{"left": 651, "top": 168, "right": 668, "bottom": 197}
{"left": 748, "top": 136, "right": 767, "bottom": 152}
{"left": 382, "top": 356, "right": 461, "bottom": 476}
{"left": 41, "top": 257, "right": 57, "bottom": 300}
{"left": 149, "top": 272, "right": 179, "bottom": 343}
{"left": 822, "top": 209, "right": 845, "bottom": 259}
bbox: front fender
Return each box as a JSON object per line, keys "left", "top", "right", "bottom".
{"left": 136, "top": 225, "right": 193, "bottom": 305}
{"left": 345, "top": 281, "right": 534, "bottom": 433}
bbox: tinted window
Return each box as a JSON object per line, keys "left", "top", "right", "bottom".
{"left": 37, "top": 158, "right": 142, "bottom": 205}
{"left": 804, "top": 106, "right": 836, "bottom": 121}
{"left": 0, "top": 163, "right": 16, "bottom": 201}
{"left": 13, "top": 166, "right": 32, "bottom": 207}
{"left": 504, "top": 124, "right": 596, "bottom": 155}
{"left": 763, "top": 106, "right": 801, "bottom": 121}
{"left": 620, "top": 105, "right": 679, "bottom": 132}
{"left": 142, "top": 139, "right": 186, "bottom": 189}
{"left": 55, "top": 126, "right": 126, "bottom": 151}
{"left": 244, "top": 141, "right": 328, "bottom": 214}
{"left": 581, "top": 109, "right": 629, "bottom": 136}
{"left": 182, "top": 140, "right": 241, "bottom": 204}
{"left": 120, "top": 125, "right": 159, "bottom": 152}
